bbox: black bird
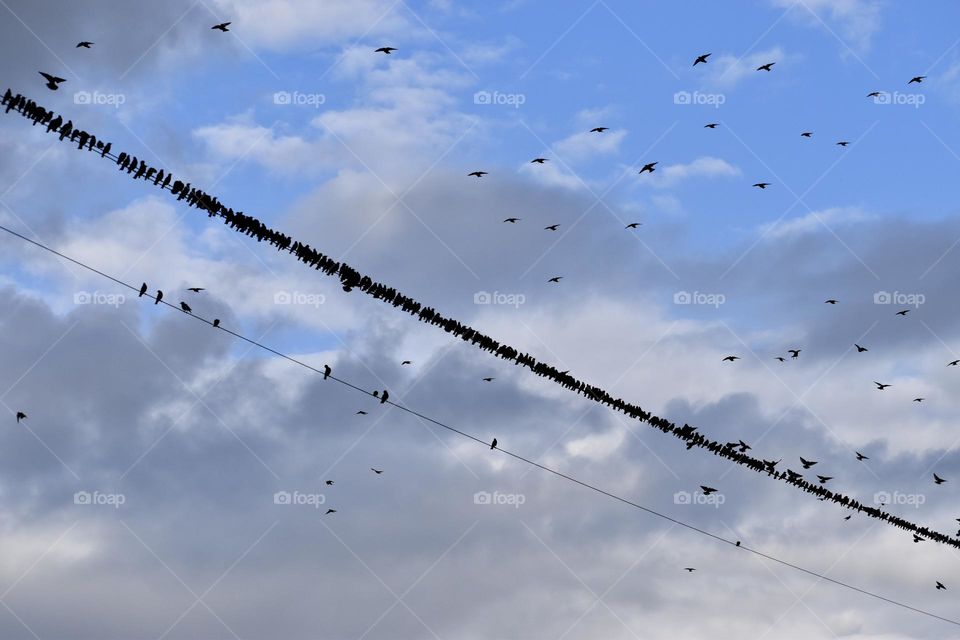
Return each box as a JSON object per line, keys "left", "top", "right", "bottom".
{"left": 401, "top": 360, "right": 412, "bottom": 365}
{"left": 490, "top": 438, "right": 498, "bottom": 450}
{"left": 948, "top": 359, "right": 960, "bottom": 367}
{"left": 356, "top": 410, "right": 368, "bottom": 415}
{"left": 371, "top": 468, "right": 383, "bottom": 474}
{"left": 684, "top": 567, "right": 696, "bottom": 572}
{"left": 774, "top": 356, "right": 786, "bottom": 362}
{"left": 76, "top": 42, "right": 94, "bottom": 49}
{"left": 756, "top": 62, "right": 775, "bottom": 71}
{"left": 722, "top": 355, "right": 740, "bottom": 362}
{"left": 816, "top": 475, "right": 832, "bottom": 484}
{"left": 544, "top": 224, "right": 560, "bottom": 231}
{"left": 15, "top": 411, "right": 26, "bottom": 424}
{"left": 531, "top": 158, "right": 548, "bottom": 164}
{"left": 323, "top": 364, "right": 331, "bottom": 380}
{"left": 752, "top": 182, "right": 771, "bottom": 189}
{"left": 379, "top": 389, "right": 389, "bottom": 404}
{"left": 375, "top": 47, "right": 397, "bottom": 54}
{"left": 788, "top": 349, "right": 801, "bottom": 359}
{"left": 325, "top": 509, "right": 337, "bottom": 515}
{"left": 625, "top": 222, "right": 642, "bottom": 229}
{"left": 735, "top": 541, "right": 741, "bottom": 547}
{"left": 836, "top": 141, "right": 850, "bottom": 147}
{"left": 914, "top": 397, "right": 924, "bottom": 403}
{"left": 503, "top": 217, "right": 520, "bottom": 223}
{"left": 154, "top": 290, "right": 163, "bottom": 305}
{"left": 693, "top": 53, "right": 711, "bottom": 66}
{"left": 801, "top": 132, "right": 813, "bottom": 137}
{"left": 800, "top": 457, "right": 817, "bottom": 469}
{"left": 482, "top": 377, "right": 495, "bottom": 382}
{"left": 325, "top": 480, "right": 334, "bottom": 485}
{"left": 138, "top": 282, "right": 148, "bottom": 297}
{"left": 738, "top": 440, "right": 751, "bottom": 452}
{"left": 874, "top": 381, "right": 891, "bottom": 390}
{"left": 914, "top": 534, "right": 925, "bottom": 543}
{"left": 908, "top": 75, "right": 926, "bottom": 84}
{"left": 934, "top": 473, "right": 947, "bottom": 485}
{"left": 855, "top": 344, "right": 868, "bottom": 352}
{"left": 855, "top": 451, "right": 869, "bottom": 461}
{"left": 704, "top": 123, "right": 719, "bottom": 129}
{"left": 468, "top": 171, "right": 488, "bottom": 178}
{"left": 867, "top": 91, "right": 881, "bottom": 98}
{"left": 590, "top": 127, "right": 609, "bottom": 133}
{"left": 180, "top": 301, "right": 192, "bottom": 313}
{"left": 824, "top": 299, "right": 837, "bottom": 304}
{"left": 638, "top": 162, "right": 658, "bottom": 174}
{"left": 39, "top": 72, "right": 66, "bottom": 90}
{"left": 843, "top": 515, "right": 851, "bottom": 521}
{"left": 937, "top": 581, "right": 947, "bottom": 590}
{"left": 548, "top": 276, "right": 563, "bottom": 283}
{"left": 212, "top": 319, "right": 220, "bottom": 328}
{"left": 212, "top": 22, "right": 231, "bottom": 32}
{"left": 896, "top": 309, "right": 911, "bottom": 316}
{"left": 700, "top": 485, "right": 718, "bottom": 495}
{"left": 187, "top": 287, "right": 204, "bottom": 293}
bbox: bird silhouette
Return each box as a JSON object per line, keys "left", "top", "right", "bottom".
{"left": 211, "top": 22, "right": 231, "bottom": 32}
{"left": 356, "top": 410, "right": 368, "bottom": 415}
{"left": 874, "top": 381, "right": 891, "bottom": 390}
{"left": 468, "top": 171, "right": 488, "bottom": 178}
{"left": 824, "top": 299, "right": 837, "bottom": 304}
{"left": 914, "top": 397, "right": 925, "bottom": 403}
{"left": 503, "top": 217, "right": 520, "bottom": 223}
{"left": 401, "top": 360, "right": 412, "bottom": 365}
{"left": 788, "top": 349, "right": 801, "bottom": 359}
{"left": 756, "top": 62, "right": 775, "bottom": 71}
{"left": 638, "top": 162, "right": 658, "bottom": 174}
{"left": 684, "top": 567, "right": 696, "bottom": 572}
{"left": 325, "top": 480, "right": 334, "bottom": 485}
{"left": 375, "top": 47, "right": 397, "bottom": 54}
{"left": 914, "top": 534, "right": 925, "bottom": 543}
{"left": 867, "top": 91, "right": 881, "bottom": 98}
{"left": 155, "top": 290, "right": 163, "bottom": 305}
{"left": 722, "top": 355, "right": 740, "bottom": 362}
{"left": 774, "top": 356, "right": 786, "bottom": 362}
{"left": 752, "top": 182, "right": 771, "bottom": 189}
{"left": 693, "top": 53, "right": 711, "bottom": 66}
{"left": 704, "top": 123, "right": 719, "bottom": 129}
{"left": 896, "top": 309, "right": 911, "bottom": 316}
{"left": 379, "top": 389, "right": 389, "bottom": 404}
{"left": 949, "top": 360, "right": 960, "bottom": 367}
{"left": 817, "top": 475, "right": 832, "bottom": 484}
{"left": 371, "top": 468, "right": 383, "bottom": 474}
{"left": 934, "top": 473, "right": 947, "bottom": 485}
{"left": 323, "top": 365, "right": 331, "bottom": 380}
{"left": 855, "top": 451, "right": 869, "bottom": 461}
{"left": 843, "top": 515, "right": 852, "bottom": 521}
{"left": 937, "top": 581, "right": 947, "bottom": 590}
{"left": 39, "top": 72, "right": 66, "bottom": 90}
{"left": 15, "top": 411, "right": 26, "bottom": 423}
{"left": 625, "top": 222, "right": 642, "bottom": 229}
{"left": 801, "top": 132, "right": 813, "bottom": 137}
{"left": 187, "top": 287, "right": 204, "bottom": 293}
{"left": 836, "top": 141, "right": 850, "bottom": 147}
{"left": 490, "top": 438, "right": 497, "bottom": 450}
{"left": 855, "top": 344, "right": 868, "bottom": 352}
{"left": 530, "top": 158, "right": 548, "bottom": 164}
{"left": 908, "top": 75, "right": 926, "bottom": 84}
{"left": 138, "top": 283, "right": 148, "bottom": 297}
{"left": 700, "top": 485, "right": 718, "bottom": 495}
{"left": 212, "top": 319, "right": 220, "bottom": 328}
{"left": 325, "top": 508, "right": 337, "bottom": 515}
{"left": 738, "top": 440, "right": 751, "bottom": 452}
{"left": 76, "top": 42, "right": 94, "bottom": 49}
{"left": 800, "top": 457, "right": 817, "bottom": 469}
{"left": 590, "top": 127, "right": 609, "bottom": 133}
{"left": 180, "top": 301, "right": 192, "bottom": 313}
{"left": 548, "top": 276, "right": 563, "bottom": 283}
{"left": 735, "top": 541, "right": 741, "bottom": 547}
{"left": 482, "top": 377, "right": 495, "bottom": 382}
{"left": 544, "top": 224, "right": 560, "bottom": 231}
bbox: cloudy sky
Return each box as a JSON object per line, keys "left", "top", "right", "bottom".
{"left": 3, "top": 0, "right": 960, "bottom": 638}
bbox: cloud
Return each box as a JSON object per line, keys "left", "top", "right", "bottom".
{"left": 773, "top": 0, "right": 884, "bottom": 52}
{"left": 646, "top": 156, "right": 742, "bottom": 189}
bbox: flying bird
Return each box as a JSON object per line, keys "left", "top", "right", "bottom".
{"left": 836, "top": 141, "right": 850, "bottom": 147}
{"left": 693, "top": 53, "right": 711, "bottom": 66}
{"left": 468, "top": 171, "right": 488, "bottom": 178}
{"left": 914, "top": 397, "right": 925, "bottom": 403}
{"left": 756, "top": 62, "right": 775, "bottom": 71}
{"left": 816, "top": 475, "right": 832, "bottom": 484}
{"left": 801, "top": 132, "right": 813, "bottom": 138}
{"left": 854, "top": 344, "right": 868, "bottom": 352}
{"left": 774, "top": 356, "right": 786, "bottom": 362}
{"left": 503, "top": 217, "right": 521, "bottom": 223}
{"left": 39, "top": 72, "right": 66, "bottom": 90}
{"left": 867, "top": 91, "right": 881, "bottom": 98}
{"left": 325, "top": 480, "right": 334, "bottom": 485}
{"left": 684, "top": 567, "right": 696, "bottom": 572}
{"left": 76, "top": 42, "right": 94, "bottom": 49}
{"left": 722, "top": 355, "right": 740, "bottom": 362}
{"left": 15, "top": 411, "right": 26, "bottom": 423}
{"left": 138, "top": 283, "right": 148, "bottom": 297}
{"left": 752, "top": 182, "right": 771, "bottom": 189}
{"left": 843, "top": 515, "right": 852, "bottom": 520}
{"left": 482, "top": 377, "right": 495, "bottom": 382}
{"left": 800, "top": 457, "right": 817, "bottom": 469}
{"left": 788, "top": 349, "right": 801, "bottom": 359}
{"left": 548, "top": 276, "right": 563, "bottom": 283}
{"left": 371, "top": 468, "right": 383, "bottom": 474}
{"left": 937, "top": 581, "right": 947, "bottom": 590}
{"left": 325, "top": 509, "right": 337, "bottom": 515}
{"left": 874, "top": 381, "right": 891, "bottom": 390}
{"left": 895, "top": 309, "right": 910, "bottom": 316}
{"left": 914, "top": 534, "right": 925, "bottom": 543}
{"left": 949, "top": 360, "right": 960, "bottom": 367}
{"left": 738, "top": 440, "right": 752, "bottom": 452}
{"left": 375, "top": 47, "right": 397, "bottom": 54}
{"left": 908, "top": 75, "right": 926, "bottom": 84}
{"left": 544, "top": 224, "right": 560, "bottom": 231}
{"left": 590, "top": 127, "right": 609, "bottom": 133}
{"left": 180, "top": 301, "right": 192, "bottom": 313}
{"left": 704, "top": 123, "right": 719, "bottom": 129}
{"left": 401, "top": 360, "right": 412, "bottom": 365}
{"left": 530, "top": 158, "right": 548, "bottom": 164}
{"left": 490, "top": 438, "right": 498, "bottom": 450}
{"left": 211, "top": 22, "right": 231, "bottom": 32}
{"left": 356, "top": 410, "right": 368, "bottom": 415}
{"left": 934, "top": 473, "right": 947, "bottom": 485}
{"left": 154, "top": 290, "right": 163, "bottom": 305}
{"left": 824, "top": 299, "right": 837, "bottom": 304}
{"left": 187, "top": 287, "right": 204, "bottom": 293}
{"left": 625, "top": 222, "right": 642, "bottom": 229}
{"left": 638, "top": 162, "right": 658, "bottom": 174}
{"left": 700, "top": 486, "right": 718, "bottom": 495}
{"left": 855, "top": 451, "right": 869, "bottom": 461}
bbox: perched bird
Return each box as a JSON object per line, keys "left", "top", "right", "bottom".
{"left": 180, "top": 301, "right": 192, "bottom": 313}
{"left": 693, "top": 53, "right": 711, "bottom": 66}
{"left": 936, "top": 581, "right": 947, "bottom": 590}
{"left": 735, "top": 541, "right": 741, "bottom": 547}
{"left": 401, "top": 360, "right": 412, "bottom": 365}
{"left": 530, "top": 158, "right": 548, "bottom": 164}
{"left": 490, "top": 438, "right": 498, "bottom": 450}
{"left": 700, "top": 486, "right": 718, "bottom": 495}
{"left": 211, "top": 22, "right": 231, "bottom": 32}
{"left": 800, "top": 457, "right": 817, "bottom": 469}
{"left": 138, "top": 283, "right": 148, "bottom": 297}
{"left": 801, "top": 132, "right": 813, "bottom": 138}
{"left": 187, "top": 287, "right": 204, "bottom": 293}
{"left": 379, "top": 389, "right": 389, "bottom": 404}
{"left": 816, "top": 475, "right": 832, "bottom": 484}
{"left": 482, "top": 377, "right": 495, "bottom": 382}
{"left": 896, "top": 309, "right": 911, "bottom": 316}
{"left": 212, "top": 319, "right": 220, "bottom": 328}
{"left": 39, "top": 72, "right": 66, "bottom": 90}
{"left": 756, "top": 62, "right": 775, "bottom": 71}
{"left": 15, "top": 411, "right": 26, "bottom": 424}
{"left": 704, "top": 123, "right": 719, "bottom": 129}
{"left": 503, "top": 217, "right": 521, "bottom": 223}
{"left": 874, "top": 381, "right": 891, "bottom": 390}
{"left": 638, "top": 162, "right": 658, "bottom": 174}
{"left": 323, "top": 365, "right": 331, "bottom": 380}
{"left": 325, "top": 508, "right": 337, "bottom": 515}
{"left": 625, "top": 222, "right": 642, "bottom": 229}
{"left": 590, "top": 127, "right": 609, "bottom": 133}
{"left": 375, "top": 47, "right": 397, "bottom": 54}
{"left": 855, "top": 344, "right": 868, "bottom": 352}
{"left": 76, "top": 41, "right": 94, "bottom": 48}
{"left": 855, "top": 451, "right": 869, "bottom": 461}
{"left": 752, "top": 182, "right": 771, "bottom": 189}
{"left": 836, "top": 141, "right": 850, "bottom": 147}
{"left": 371, "top": 468, "right": 383, "bottom": 474}
{"left": 684, "top": 567, "right": 696, "bottom": 572}
{"left": 154, "top": 290, "right": 163, "bottom": 305}
{"left": 934, "top": 473, "right": 947, "bottom": 485}
{"left": 908, "top": 75, "right": 926, "bottom": 84}
{"left": 544, "top": 224, "right": 560, "bottom": 231}
{"left": 548, "top": 276, "right": 563, "bottom": 283}
{"left": 468, "top": 171, "right": 488, "bottom": 178}
{"left": 788, "top": 349, "right": 801, "bottom": 359}
{"left": 722, "top": 355, "right": 740, "bottom": 362}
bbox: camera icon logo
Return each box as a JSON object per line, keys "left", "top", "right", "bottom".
{"left": 473, "top": 91, "right": 492, "bottom": 105}
{"left": 673, "top": 91, "right": 692, "bottom": 105}
{"left": 673, "top": 491, "right": 692, "bottom": 504}
{"left": 273, "top": 91, "right": 292, "bottom": 105}
{"left": 473, "top": 291, "right": 492, "bottom": 305}
{"left": 273, "top": 491, "right": 292, "bottom": 505}
{"left": 74, "top": 491, "right": 92, "bottom": 505}
{"left": 274, "top": 291, "right": 292, "bottom": 305}
{"left": 473, "top": 491, "right": 492, "bottom": 505}
{"left": 73, "top": 91, "right": 92, "bottom": 105}
{"left": 673, "top": 291, "right": 692, "bottom": 305}
{"left": 874, "top": 491, "right": 891, "bottom": 504}
{"left": 873, "top": 291, "right": 891, "bottom": 305}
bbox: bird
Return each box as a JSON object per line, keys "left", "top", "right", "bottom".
{"left": 590, "top": 127, "right": 609, "bottom": 133}
{"left": 212, "top": 319, "right": 220, "bottom": 329}
{"left": 774, "top": 356, "right": 786, "bottom": 362}
{"left": 548, "top": 276, "right": 563, "bottom": 283}
{"left": 544, "top": 224, "right": 560, "bottom": 231}
{"left": 356, "top": 410, "right": 368, "bottom": 415}
{"left": 138, "top": 283, "right": 148, "bottom": 297}
{"left": 934, "top": 473, "right": 947, "bottom": 485}
{"left": 468, "top": 171, "right": 488, "bottom": 178}
{"left": 684, "top": 567, "right": 696, "bottom": 572}
{"left": 490, "top": 438, "right": 498, "bottom": 450}
{"left": 752, "top": 182, "right": 771, "bottom": 189}
{"left": 788, "top": 349, "right": 801, "bottom": 359}
{"left": 824, "top": 299, "right": 837, "bottom": 304}
{"left": 854, "top": 344, "right": 868, "bottom": 352}
{"left": 625, "top": 222, "right": 642, "bottom": 229}
{"left": 914, "top": 534, "right": 925, "bottom": 543}
{"left": 693, "top": 53, "right": 711, "bottom": 66}
{"left": 638, "top": 162, "right": 658, "bottom": 174}
{"left": 15, "top": 411, "right": 26, "bottom": 424}
{"left": 323, "top": 365, "right": 331, "bottom": 380}
{"left": 800, "top": 457, "right": 817, "bottom": 469}
{"left": 756, "top": 62, "right": 775, "bottom": 71}
{"left": 816, "top": 475, "right": 832, "bottom": 484}
{"left": 530, "top": 158, "right": 548, "bottom": 164}
{"left": 187, "top": 287, "right": 204, "bottom": 293}
{"left": 375, "top": 47, "right": 397, "bottom": 54}
{"left": 325, "top": 508, "right": 337, "bottom": 515}
{"left": 700, "top": 486, "right": 718, "bottom": 495}
{"left": 949, "top": 360, "right": 960, "bottom": 367}
{"left": 867, "top": 91, "right": 881, "bottom": 98}
{"left": 843, "top": 515, "right": 852, "bottom": 521}
{"left": 722, "top": 356, "right": 740, "bottom": 362}
{"left": 401, "top": 360, "right": 412, "bottom": 365}
{"left": 154, "top": 290, "right": 163, "bottom": 305}
{"left": 874, "top": 381, "right": 891, "bottom": 390}
{"left": 325, "top": 480, "right": 334, "bottom": 485}
{"left": 379, "top": 389, "right": 389, "bottom": 404}
{"left": 39, "top": 72, "right": 66, "bottom": 91}
{"left": 735, "top": 541, "right": 741, "bottom": 547}
{"left": 76, "top": 42, "right": 94, "bottom": 49}
{"left": 937, "top": 581, "right": 947, "bottom": 590}
{"left": 211, "top": 22, "right": 231, "bottom": 32}
{"left": 908, "top": 75, "right": 926, "bottom": 84}
{"left": 896, "top": 309, "right": 910, "bottom": 316}
{"left": 482, "top": 377, "right": 495, "bottom": 382}
{"left": 914, "top": 397, "right": 925, "bottom": 403}
{"left": 855, "top": 451, "right": 869, "bottom": 461}
{"left": 738, "top": 440, "right": 752, "bottom": 452}
{"left": 704, "top": 123, "right": 719, "bottom": 129}
{"left": 503, "top": 217, "right": 520, "bottom": 223}
{"left": 371, "top": 468, "right": 383, "bottom": 474}
{"left": 801, "top": 132, "right": 813, "bottom": 138}
{"left": 836, "top": 141, "right": 850, "bottom": 147}
{"left": 180, "top": 302, "right": 192, "bottom": 313}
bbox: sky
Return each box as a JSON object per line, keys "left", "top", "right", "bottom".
{"left": 3, "top": 0, "right": 960, "bottom": 638}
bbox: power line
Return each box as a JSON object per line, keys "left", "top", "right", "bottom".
{"left": 0, "top": 221, "right": 956, "bottom": 628}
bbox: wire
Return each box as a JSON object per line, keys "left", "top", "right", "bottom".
{"left": 0, "top": 221, "right": 956, "bottom": 628}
